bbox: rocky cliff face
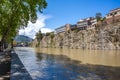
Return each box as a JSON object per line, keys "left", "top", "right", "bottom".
{"left": 32, "top": 23, "right": 120, "bottom": 50}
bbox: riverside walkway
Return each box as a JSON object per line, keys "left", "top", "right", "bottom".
{"left": 10, "top": 50, "right": 33, "bottom": 80}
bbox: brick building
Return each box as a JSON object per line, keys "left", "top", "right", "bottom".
{"left": 55, "top": 24, "right": 77, "bottom": 34}
{"left": 77, "top": 17, "right": 97, "bottom": 30}
{"left": 105, "top": 8, "right": 120, "bottom": 24}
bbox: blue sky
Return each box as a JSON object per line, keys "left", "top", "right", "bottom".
{"left": 19, "top": 0, "right": 120, "bottom": 38}
{"left": 43, "top": 0, "right": 120, "bottom": 30}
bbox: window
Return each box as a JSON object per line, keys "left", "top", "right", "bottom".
{"left": 114, "top": 12, "right": 117, "bottom": 14}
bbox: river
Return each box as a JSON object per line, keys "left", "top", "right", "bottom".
{"left": 14, "top": 47, "right": 120, "bottom": 80}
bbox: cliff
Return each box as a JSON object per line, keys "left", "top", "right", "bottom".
{"left": 32, "top": 23, "right": 120, "bottom": 50}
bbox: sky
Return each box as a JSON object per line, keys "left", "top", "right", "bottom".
{"left": 19, "top": 0, "right": 120, "bottom": 39}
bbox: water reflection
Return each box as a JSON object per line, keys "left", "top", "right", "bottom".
{"left": 35, "top": 48, "right": 120, "bottom": 67}
{"left": 15, "top": 47, "right": 120, "bottom": 80}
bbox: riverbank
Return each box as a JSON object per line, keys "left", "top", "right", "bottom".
{"left": 0, "top": 50, "right": 11, "bottom": 80}
{"left": 0, "top": 49, "right": 33, "bottom": 80}
{"left": 10, "top": 49, "right": 33, "bottom": 80}
{"left": 32, "top": 22, "right": 120, "bottom": 50}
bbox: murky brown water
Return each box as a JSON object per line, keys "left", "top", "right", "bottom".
{"left": 15, "top": 47, "right": 120, "bottom": 80}
{"left": 35, "top": 48, "right": 120, "bottom": 67}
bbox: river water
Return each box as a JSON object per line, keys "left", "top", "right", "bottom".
{"left": 15, "top": 47, "right": 120, "bottom": 80}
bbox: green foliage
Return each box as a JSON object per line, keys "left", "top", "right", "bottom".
{"left": 44, "top": 32, "right": 55, "bottom": 47}
{"left": 95, "top": 12, "right": 102, "bottom": 22}
{"left": 45, "top": 32, "right": 54, "bottom": 39}
{"left": 50, "top": 32, "right": 54, "bottom": 46}
{"left": 50, "top": 32, "right": 55, "bottom": 39}
{"left": 0, "top": 0, "right": 47, "bottom": 48}
{"left": 36, "top": 30, "right": 43, "bottom": 42}
{"left": 46, "top": 32, "right": 51, "bottom": 36}
{"left": 74, "top": 27, "right": 79, "bottom": 33}
{"left": 95, "top": 13, "right": 107, "bottom": 30}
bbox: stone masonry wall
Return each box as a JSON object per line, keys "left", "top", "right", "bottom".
{"left": 32, "top": 23, "right": 120, "bottom": 50}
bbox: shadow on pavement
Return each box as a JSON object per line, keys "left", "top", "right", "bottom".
{"left": 10, "top": 52, "right": 33, "bottom": 80}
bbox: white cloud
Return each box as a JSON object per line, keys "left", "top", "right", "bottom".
{"left": 41, "top": 28, "right": 52, "bottom": 33}
{"left": 19, "top": 14, "right": 52, "bottom": 39}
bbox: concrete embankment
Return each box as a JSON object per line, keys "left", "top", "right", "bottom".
{"left": 10, "top": 50, "right": 33, "bottom": 80}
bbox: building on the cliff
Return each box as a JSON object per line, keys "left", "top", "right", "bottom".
{"left": 105, "top": 8, "right": 120, "bottom": 24}
{"left": 65, "top": 24, "right": 71, "bottom": 32}
{"left": 55, "top": 24, "right": 77, "bottom": 34}
{"left": 70, "top": 24, "right": 77, "bottom": 30}
{"left": 55, "top": 25, "right": 66, "bottom": 34}
{"left": 87, "top": 18, "right": 97, "bottom": 30}
{"left": 77, "top": 17, "right": 97, "bottom": 30}
{"left": 77, "top": 19, "right": 87, "bottom": 30}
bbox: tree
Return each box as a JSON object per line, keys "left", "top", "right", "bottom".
{"left": 46, "top": 32, "right": 51, "bottom": 36}
{"left": 95, "top": 12, "right": 105, "bottom": 30}
{"left": 36, "top": 30, "right": 43, "bottom": 42}
{"left": 0, "top": 0, "right": 47, "bottom": 51}
{"left": 50, "top": 32, "right": 54, "bottom": 39}
{"left": 50, "top": 32, "right": 54, "bottom": 46}
{"left": 96, "top": 13, "right": 107, "bottom": 27}
{"left": 95, "top": 12, "right": 102, "bottom": 22}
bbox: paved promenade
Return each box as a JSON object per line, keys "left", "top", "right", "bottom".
{"left": 0, "top": 51, "right": 11, "bottom": 80}
{"left": 10, "top": 50, "right": 33, "bottom": 80}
